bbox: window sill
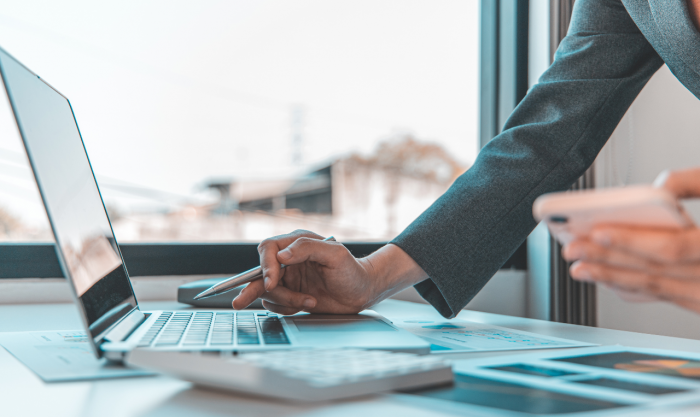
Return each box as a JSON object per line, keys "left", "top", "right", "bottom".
{"left": 0, "top": 270, "right": 527, "bottom": 318}
{"left": 0, "top": 275, "right": 222, "bottom": 305}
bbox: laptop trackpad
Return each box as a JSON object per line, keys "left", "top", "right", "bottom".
{"left": 292, "top": 318, "right": 395, "bottom": 332}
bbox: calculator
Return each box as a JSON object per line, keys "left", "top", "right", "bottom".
{"left": 127, "top": 348, "right": 453, "bottom": 402}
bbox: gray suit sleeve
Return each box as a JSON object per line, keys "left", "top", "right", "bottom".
{"left": 390, "top": 0, "right": 664, "bottom": 318}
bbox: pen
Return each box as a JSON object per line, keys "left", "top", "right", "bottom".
{"left": 193, "top": 236, "right": 336, "bottom": 300}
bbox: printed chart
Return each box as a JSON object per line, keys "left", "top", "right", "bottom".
{"left": 396, "top": 319, "right": 595, "bottom": 352}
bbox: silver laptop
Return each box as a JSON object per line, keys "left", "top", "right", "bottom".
{"left": 0, "top": 47, "right": 429, "bottom": 360}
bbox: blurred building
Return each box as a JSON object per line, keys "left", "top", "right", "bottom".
{"left": 0, "top": 206, "right": 52, "bottom": 242}
{"left": 110, "top": 138, "right": 468, "bottom": 242}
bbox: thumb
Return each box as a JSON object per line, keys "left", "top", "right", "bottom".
{"left": 277, "top": 237, "right": 343, "bottom": 266}
{"left": 655, "top": 168, "right": 700, "bottom": 199}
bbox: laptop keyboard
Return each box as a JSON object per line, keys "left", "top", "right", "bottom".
{"left": 137, "top": 312, "right": 290, "bottom": 348}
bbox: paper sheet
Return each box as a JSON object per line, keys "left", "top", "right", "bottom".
{"left": 0, "top": 330, "right": 154, "bottom": 382}
{"left": 395, "top": 319, "right": 596, "bottom": 352}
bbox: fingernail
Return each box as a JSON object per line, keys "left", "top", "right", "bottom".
{"left": 278, "top": 248, "right": 292, "bottom": 260}
{"left": 303, "top": 298, "right": 315, "bottom": 308}
{"left": 592, "top": 230, "right": 611, "bottom": 247}
{"left": 264, "top": 277, "right": 271, "bottom": 291}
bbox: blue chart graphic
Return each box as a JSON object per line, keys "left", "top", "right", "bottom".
{"left": 437, "top": 328, "right": 557, "bottom": 347}
{"left": 422, "top": 325, "right": 465, "bottom": 330}
{"left": 397, "top": 319, "right": 591, "bottom": 352}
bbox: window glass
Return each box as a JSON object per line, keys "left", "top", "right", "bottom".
{"left": 0, "top": 0, "right": 478, "bottom": 242}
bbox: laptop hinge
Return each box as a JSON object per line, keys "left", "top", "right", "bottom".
{"left": 103, "top": 309, "right": 146, "bottom": 343}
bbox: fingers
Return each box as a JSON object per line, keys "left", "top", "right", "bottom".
{"left": 655, "top": 168, "right": 700, "bottom": 199}
{"left": 563, "top": 240, "right": 645, "bottom": 268}
{"left": 562, "top": 239, "right": 700, "bottom": 278}
{"left": 589, "top": 226, "right": 700, "bottom": 264}
{"left": 570, "top": 261, "right": 700, "bottom": 304}
{"left": 277, "top": 237, "right": 346, "bottom": 267}
{"left": 260, "top": 285, "right": 317, "bottom": 311}
{"left": 232, "top": 280, "right": 317, "bottom": 313}
{"left": 232, "top": 280, "right": 266, "bottom": 310}
{"left": 261, "top": 300, "right": 303, "bottom": 316}
{"left": 258, "top": 229, "right": 323, "bottom": 292}
{"left": 232, "top": 266, "right": 317, "bottom": 312}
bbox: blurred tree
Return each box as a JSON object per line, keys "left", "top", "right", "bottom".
{"left": 355, "top": 135, "right": 468, "bottom": 184}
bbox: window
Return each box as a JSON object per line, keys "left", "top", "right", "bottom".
{"left": 0, "top": 1, "right": 479, "bottom": 243}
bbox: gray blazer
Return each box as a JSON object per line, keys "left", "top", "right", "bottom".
{"left": 391, "top": 0, "right": 700, "bottom": 318}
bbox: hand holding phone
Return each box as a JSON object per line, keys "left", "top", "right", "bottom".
{"left": 532, "top": 168, "right": 700, "bottom": 313}
{"left": 533, "top": 185, "right": 693, "bottom": 245}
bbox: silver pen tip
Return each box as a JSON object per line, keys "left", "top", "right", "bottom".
{"left": 193, "top": 290, "right": 211, "bottom": 300}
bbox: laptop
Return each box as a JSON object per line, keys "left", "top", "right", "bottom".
{"left": 0, "top": 47, "right": 429, "bottom": 361}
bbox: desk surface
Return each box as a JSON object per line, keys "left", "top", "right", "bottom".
{"left": 2, "top": 300, "right": 700, "bottom": 417}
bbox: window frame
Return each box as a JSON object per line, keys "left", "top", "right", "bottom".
{"left": 0, "top": 242, "right": 526, "bottom": 279}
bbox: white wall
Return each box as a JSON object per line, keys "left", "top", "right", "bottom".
{"left": 595, "top": 65, "right": 700, "bottom": 339}
{"left": 392, "top": 270, "right": 528, "bottom": 318}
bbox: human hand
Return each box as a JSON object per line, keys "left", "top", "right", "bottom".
{"left": 232, "top": 230, "right": 427, "bottom": 315}
{"left": 562, "top": 168, "right": 700, "bottom": 313}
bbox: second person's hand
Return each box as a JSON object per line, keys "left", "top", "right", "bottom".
{"left": 562, "top": 168, "right": 700, "bottom": 313}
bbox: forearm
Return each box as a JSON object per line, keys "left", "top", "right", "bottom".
{"left": 360, "top": 243, "right": 428, "bottom": 307}
{"left": 392, "top": 0, "right": 664, "bottom": 318}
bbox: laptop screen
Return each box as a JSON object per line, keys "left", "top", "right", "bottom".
{"left": 0, "top": 48, "right": 137, "bottom": 351}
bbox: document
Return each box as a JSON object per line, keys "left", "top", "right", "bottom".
{"left": 395, "top": 319, "right": 595, "bottom": 352}
{"left": 398, "top": 346, "right": 700, "bottom": 416}
{"left": 0, "top": 330, "right": 154, "bottom": 382}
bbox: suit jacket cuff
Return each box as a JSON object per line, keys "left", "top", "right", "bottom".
{"left": 413, "top": 278, "right": 455, "bottom": 318}
{"left": 390, "top": 239, "right": 458, "bottom": 318}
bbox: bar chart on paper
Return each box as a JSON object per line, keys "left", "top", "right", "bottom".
{"left": 395, "top": 319, "right": 595, "bottom": 352}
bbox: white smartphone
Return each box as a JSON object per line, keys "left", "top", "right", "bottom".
{"left": 533, "top": 185, "right": 694, "bottom": 245}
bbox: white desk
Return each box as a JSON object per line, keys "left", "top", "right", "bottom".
{"left": 2, "top": 300, "right": 700, "bottom": 417}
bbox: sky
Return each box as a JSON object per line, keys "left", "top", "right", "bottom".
{"left": 0, "top": 0, "right": 479, "bottom": 227}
